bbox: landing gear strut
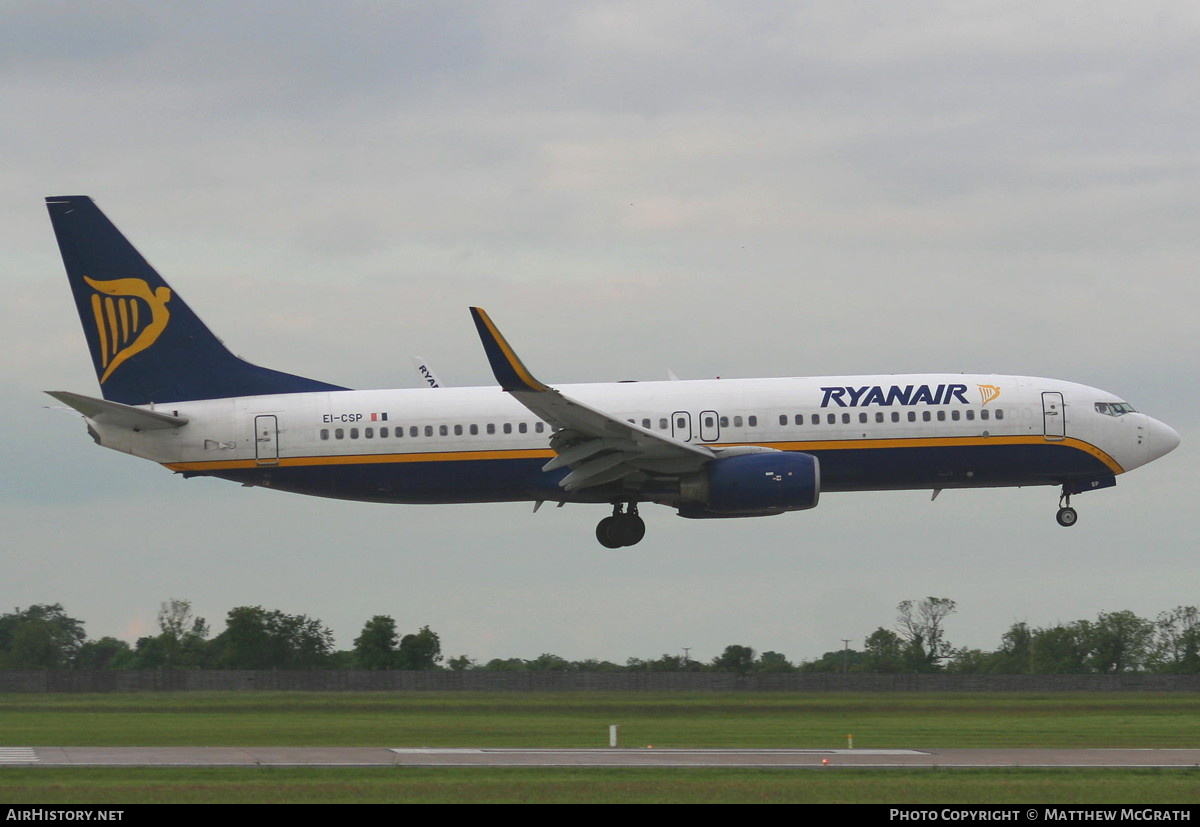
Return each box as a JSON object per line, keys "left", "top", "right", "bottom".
{"left": 596, "top": 502, "right": 646, "bottom": 548}
{"left": 1056, "top": 489, "right": 1078, "bottom": 527}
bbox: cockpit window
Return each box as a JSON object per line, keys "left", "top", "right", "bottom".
{"left": 1095, "top": 401, "right": 1137, "bottom": 416}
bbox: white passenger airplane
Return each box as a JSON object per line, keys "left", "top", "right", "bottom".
{"left": 46, "top": 196, "right": 1180, "bottom": 547}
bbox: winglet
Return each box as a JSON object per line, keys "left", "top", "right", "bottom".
{"left": 469, "top": 307, "right": 550, "bottom": 393}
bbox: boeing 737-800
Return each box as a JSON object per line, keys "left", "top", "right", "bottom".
{"left": 45, "top": 196, "right": 1180, "bottom": 547}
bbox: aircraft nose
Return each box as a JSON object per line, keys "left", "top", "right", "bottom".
{"left": 1145, "top": 417, "right": 1181, "bottom": 463}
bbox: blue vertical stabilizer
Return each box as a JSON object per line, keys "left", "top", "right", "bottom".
{"left": 46, "top": 196, "right": 349, "bottom": 405}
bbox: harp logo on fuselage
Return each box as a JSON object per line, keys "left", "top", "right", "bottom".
{"left": 83, "top": 276, "right": 172, "bottom": 383}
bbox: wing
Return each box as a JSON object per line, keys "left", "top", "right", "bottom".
{"left": 470, "top": 308, "right": 713, "bottom": 493}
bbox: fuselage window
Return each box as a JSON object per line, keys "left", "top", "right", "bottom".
{"left": 891, "top": 412, "right": 900, "bottom": 423}
{"left": 779, "top": 414, "right": 788, "bottom": 426}
{"left": 642, "top": 418, "right": 651, "bottom": 428}
{"left": 733, "top": 416, "right": 743, "bottom": 427}
{"left": 424, "top": 425, "right": 434, "bottom": 436}
{"left": 365, "top": 427, "right": 374, "bottom": 438}
{"left": 535, "top": 422, "right": 545, "bottom": 433}
{"left": 439, "top": 425, "right": 448, "bottom": 436}
{"left": 827, "top": 413, "right": 836, "bottom": 425}
{"left": 875, "top": 412, "right": 884, "bottom": 423}
{"left": 677, "top": 416, "right": 688, "bottom": 429}
{"left": 980, "top": 410, "right": 990, "bottom": 421}
{"left": 350, "top": 428, "right": 359, "bottom": 439}
{"left": 720, "top": 416, "right": 730, "bottom": 427}
{"left": 381, "top": 427, "right": 389, "bottom": 438}
{"left": 794, "top": 415, "right": 804, "bottom": 425}
{"left": 410, "top": 426, "right": 419, "bottom": 437}
{"left": 335, "top": 428, "right": 344, "bottom": 439}
{"left": 748, "top": 416, "right": 758, "bottom": 427}
{"left": 518, "top": 422, "right": 528, "bottom": 433}
{"left": 703, "top": 415, "right": 715, "bottom": 429}
{"left": 966, "top": 410, "right": 975, "bottom": 421}
{"left": 907, "top": 412, "right": 916, "bottom": 422}
{"left": 660, "top": 418, "right": 669, "bottom": 429}
{"left": 454, "top": 424, "right": 463, "bottom": 436}
{"left": 503, "top": 423, "right": 512, "bottom": 434}
{"left": 995, "top": 409, "right": 1004, "bottom": 420}
{"left": 841, "top": 413, "right": 850, "bottom": 424}
{"left": 936, "top": 411, "right": 945, "bottom": 422}
{"left": 921, "top": 411, "right": 931, "bottom": 422}
{"left": 487, "top": 423, "right": 496, "bottom": 435}
{"left": 859, "top": 412, "right": 868, "bottom": 424}
{"left": 320, "top": 429, "right": 330, "bottom": 440}
{"left": 469, "top": 424, "right": 478, "bottom": 435}
{"left": 950, "top": 411, "right": 960, "bottom": 422}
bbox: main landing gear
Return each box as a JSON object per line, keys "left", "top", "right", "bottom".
{"left": 1056, "top": 488, "right": 1078, "bottom": 527}
{"left": 596, "top": 502, "right": 646, "bottom": 548}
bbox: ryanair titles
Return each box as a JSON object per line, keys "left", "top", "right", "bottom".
{"left": 820, "top": 383, "right": 971, "bottom": 408}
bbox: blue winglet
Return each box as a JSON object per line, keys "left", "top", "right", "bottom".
{"left": 470, "top": 308, "right": 549, "bottom": 393}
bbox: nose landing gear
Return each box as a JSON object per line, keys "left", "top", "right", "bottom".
{"left": 1056, "top": 489, "right": 1078, "bottom": 527}
{"left": 596, "top": 502, "right": 646, "bottom": 548}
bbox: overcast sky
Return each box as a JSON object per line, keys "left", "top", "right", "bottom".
{"left": 3, "top": 2, "right": 1196, "bottom": 665}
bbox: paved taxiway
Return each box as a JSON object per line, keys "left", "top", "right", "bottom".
{"left": 8, "top": 747, "right": 1200, "bottom": 768}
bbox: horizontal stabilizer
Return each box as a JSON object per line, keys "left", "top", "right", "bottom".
{"left": 45, "top": 391, "right": 188, "bottom": 430}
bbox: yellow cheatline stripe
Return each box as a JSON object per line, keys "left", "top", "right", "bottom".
{"left": 476, "top": 308, "right": 549, "bottom": 392}
{"left": 162, "top": 434, "right": 1122, "bottom": 475}
{"left": 165, "top": 447, "right": 559, "bottom": 472}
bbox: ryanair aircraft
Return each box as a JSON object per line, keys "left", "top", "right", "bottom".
{"left": 46, "top": 196, "right": 1180, "bottom": 547}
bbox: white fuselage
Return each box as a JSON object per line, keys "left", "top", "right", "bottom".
{"left": 86, "top": 373, "right": 1177, "bottom": 507}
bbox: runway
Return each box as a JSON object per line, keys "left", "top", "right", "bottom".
{"left": 9, "top": 747, "right": 1200, "bottom": 768}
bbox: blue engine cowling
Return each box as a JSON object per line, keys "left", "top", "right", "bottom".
{"left": 677, "top": 452, "right": 820, "bottom": 518}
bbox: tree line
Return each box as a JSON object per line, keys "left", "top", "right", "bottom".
{"left": 1, "top": 597, "right": 1197, "bottom": 674}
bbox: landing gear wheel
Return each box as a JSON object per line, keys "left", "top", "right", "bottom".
{"left": 1056, "top": 506, "right": 1078, "bottom": 527}
{"left": 596, "top": 516, "right": 623, "bottom": 548}
{"left": 595, "top": 504, "right": 647, "bottom": 547}
{"left": 614, "top": 513, "right": 646, "bottom": 546}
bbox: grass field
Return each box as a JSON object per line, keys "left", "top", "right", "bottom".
{"left": 2, "top": 767, "right": 1199, "bottom": 804}
{"left": 2, "top": 692, "right": 1199, "bottom": 803}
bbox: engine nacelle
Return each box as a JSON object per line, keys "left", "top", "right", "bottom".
{"left": 677, "top": 452, "right": 820, "bottom": 518}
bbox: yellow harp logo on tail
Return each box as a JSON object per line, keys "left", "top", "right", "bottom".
{"left": 83, "top": 277, "right": 172, "bottom": 383}
{"left": 978, "top": 384, "right": 1001, "bottom": 405}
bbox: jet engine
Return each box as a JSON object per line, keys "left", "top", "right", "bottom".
{"left": 676, "top": 451, "right": 820, "bottom": 518}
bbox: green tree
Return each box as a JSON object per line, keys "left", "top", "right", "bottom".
{"left": 208, "top": 606, "right": 335, "bottom": 669}
{"left": 526, "top": 653, "right": 572, "bottom": 671}
{"left": 446, "top": 655, "right": 476, "bottom": 671}
{"left": 1029, "top": 623, "right": 1090, "bottom": 673}
{"left": 754, "top": 651, "right": 795, "bottom": 673}
{"left": 396, "top": 625, "right": 441, "bottom": 670}
{"left": 76, "top": 637, "right": 135, "bottom": 670}
{"left": 861, "top": 627, "right": 905, "bottom": 673}
{"left": 1085, "top": 610, "right": 1153, "bottom": 673}
{"left": 1150, "top": 606, "right": 1200, "bottom": 674}
{"left": 353, "top": 615, "right": 400, "bottom": 669}
{"left": 800, "top": 648, "right": 863, "bottom": 673}
{"left": 132, "top": 599, "right": 209, "bottom": 669}
{"left": 0, "top": 604, "right": 86, "bottom": 669}
{"left": 712, "top": 644, "right": 755, "bottom": 675}
{"left": 896, "top": 597, "right": 957, "bottom": 671}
